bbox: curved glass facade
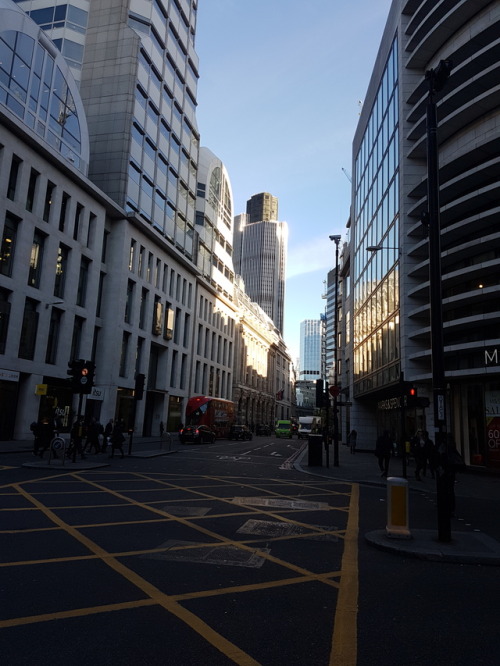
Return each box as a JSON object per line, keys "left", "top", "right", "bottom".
{"left": 0, "top": 29, "right": 84, "bottom": 170}
{"left": 353, "top": 38, "right": 399, "bottom": 396}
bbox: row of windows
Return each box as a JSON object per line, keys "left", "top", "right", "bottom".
{"left": 196, "top": 321, "right": 232, "bottom": 364}
{"left": 193, "top": 362, "right": 231, "bottom": 400}
{"left": 128, "top": 238, "right": 193, "bottom": 306}
{"left": 4, "top": 151, "right": 98, "bottom": 240}
{"left": 0, "top": 285, "right": 97, "bottom": 365}
{"left": 197, "top": 294, "right": 235, "bottom": 336}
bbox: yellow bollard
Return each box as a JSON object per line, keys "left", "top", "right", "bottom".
{"left": 386, "top": 477, "right": 411, "bottom": 539}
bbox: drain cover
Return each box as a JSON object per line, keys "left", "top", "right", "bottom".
{"left": 237, "top": 519, "right": 339, "bottom": 542}
{"left": 145, "top": 540, "right": 270, "bottom": 568}
{"left": 232, "top": 497, "right": 329, "bottom": 510}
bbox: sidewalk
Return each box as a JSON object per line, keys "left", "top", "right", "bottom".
{"left": 0, "top": 434, "right": 179, "bottom": 469}
{"left": 295, "top": 442, "right": 500, "bottom": 566}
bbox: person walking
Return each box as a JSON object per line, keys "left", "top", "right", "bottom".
{"left": 103, "top": 418, "right": 114, "bottom": 451}
{"left": 375, "top": 430, "right": 393, "bottom": 477}
{"left": 70, "top": 418, "right": 86, "bottom": 460}
{"left": 109, "top": 420, "right": 125, "bottom": 458}
{"left": 411, "top": 429, "right": 431, "bottom": 481}
{"left": 85, "top": 418, "right": 101, "bottom": 454}
{"left": 348, "top": 429, "right": 358, "bottom": 454}
{"left": 30, "top": 419, "right": 41, "bottom": 456}
{"left": 37, "top": 417, "right": 55, "bottom": 459}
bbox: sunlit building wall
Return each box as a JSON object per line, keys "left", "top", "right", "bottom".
{"left": 348, "top": 0, "right": 500, "bottom": 470}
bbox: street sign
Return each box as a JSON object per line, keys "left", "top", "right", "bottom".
{"left": 329, "top": 385, "right": 340, "bottom": 397}
{"left": 35, "top": 384, "right": 48, "bottom": 395}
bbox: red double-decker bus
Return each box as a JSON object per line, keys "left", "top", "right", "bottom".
{"left": 185, "top": 396, "right": 235, "bottom": 439}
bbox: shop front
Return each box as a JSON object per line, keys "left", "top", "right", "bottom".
{"left": 0, "top": 368, "right": 19, "bottom": 440}
{"left": 458, "top": 381, "right": 500, "bottom": 470}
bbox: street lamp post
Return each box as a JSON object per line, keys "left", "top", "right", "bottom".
{"left": 329, "top": 234, "right": 342, "bottom": 467}
{"left": 425, "top": 59, "right": 453, "bottom": 542}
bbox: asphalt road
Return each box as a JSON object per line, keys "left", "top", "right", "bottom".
{"left": 1, "top": 435, "right": 499, "bottom": 665}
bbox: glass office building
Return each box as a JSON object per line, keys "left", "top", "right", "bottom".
{"left": 352, "top": 39, "right": 399, "bottom": 398}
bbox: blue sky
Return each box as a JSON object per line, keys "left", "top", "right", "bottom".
{"left": 195, "top": 0, "right": 392, "bottom": 361}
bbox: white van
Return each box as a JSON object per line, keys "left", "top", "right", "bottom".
{"left": 298, "top": 416, "right": 321, "bottom": 439}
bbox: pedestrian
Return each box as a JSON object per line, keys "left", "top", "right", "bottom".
{"left": 85, "top": 418, "right": 101, "bottom": 454}
{"left": 109, "top": 420, "right": 125, "bottom": 458}
{"left": 437, "top": 433, "right": 465, "bottom": 517}
{"left": 425, "top": 431, "right": 438, "bottom": 479}
{"left": 348, "top": 429, "right": 358, "bottom": 454}
{"left": 411, "top": 429, "right": 431, "bottom": 481}
{"left": 30, "top": 419, "right": 41, "bottom": 456}
{"left": 36, "top": 417, "right": 55, "bottom": 458}
{"left": 70, "top": 418, "right": 86, "bottom": 460}
{"left": 375, "top": 430, "right": 393, "bottom": 477}
{"left": 104, "top": 418, "right": 114, "bottom": 451}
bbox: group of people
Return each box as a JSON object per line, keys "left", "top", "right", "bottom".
{"left": 30, "top": 416, "right": 127, "bottom": 460}
{"left": 374, "top": 428, "right": 437, "bottom": 478}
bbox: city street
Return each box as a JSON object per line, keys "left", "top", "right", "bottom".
{"left": 1, "top": 435, "right": 499, "bottom": 665}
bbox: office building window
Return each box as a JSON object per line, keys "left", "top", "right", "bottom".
{"left": 0, "top": 288, "right": 11, "bottom": 354}
{"left": 59, "top": 192, "right": 70, "bottom": 231}
{"left": 96, "top": 272, "right": 105, "bottom": 317}
{"left": 26, "top": 168, "right": 40, "bottom": 212}
{"left": 45, "top": 306, "right": 62, "bottom": 364}
{"left": 28, "top": 229, "right": 46, "bottom": 288}
{"left": 125, "top": 279, "right": 135, "bottom": 323}
{"left": 0, "top": 214, "right": 18, "bottom": 277}
{"left": 54, "top": 244, "right": 69, "bottom": 299}
{"left": 139, "top": 287, "right": 148, "bottom": 328}
{"left": 18, "top": 298, "right": 39, "bottom": 359}
{"left": 119, "top": 331, "right": 130, "bottom": 377}
{"left": 76, "top": 257, "right": 90, "bottom": 306}
{"left": 6, "top": 155, "right": 22, "bottom": 201}
{"left": 70, "top": 315, "right": 84, "bottom": 361}
{"left": 73, "top": 202, "right": 83, "bottom": 240}
{"left": 43, "top": 181, "right": 55, "bottom": 222}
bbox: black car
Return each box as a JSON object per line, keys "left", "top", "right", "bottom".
{"left": 256, "top": 424, "right": 271, "bottom": 436}
{"left": 179, "top": 425, "right": 216, "bottom": 444}
{"left": 229, "top": 424, "right": 253, "bottom": 441}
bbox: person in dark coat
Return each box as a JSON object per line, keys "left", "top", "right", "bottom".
{"left": 348, "top": 429, "right": 358, "bottom": 454}
{"left": 109, "top": 420, "right": 125, "bottom": 458}
{"left": 375, "top": 430, "right": 393, "bottom": 477}
{"left": 37, "top": 417, "right": 55, "bottom": 458}
{"left": 411, "top": 430, "right": 435, "bottom": 480}
{"left": 70, "top": 419, "right": 87, "bottom": 460}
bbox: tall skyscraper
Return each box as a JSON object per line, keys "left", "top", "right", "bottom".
{"left": 17, "top": 0, "right": 200, "bottom": 260}
{"left": 246, "top": 192, "right": 278, "bottom": 223}
{"left": 299, "top": 320, "right": 323, "bottom": 382}
{"left": 233, "top": 193, "right": 288, "bottom": 334}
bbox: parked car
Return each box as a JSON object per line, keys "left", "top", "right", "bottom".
{"left": 275, "top": 420, "right": 293, "bottom": 438}
{"left": 229, "top": 424, "right": 253, "bottom": 441}
{"left": 179, "top": 425, "right": 216, "bottom": 444}
{"left": 256, "top": 424, "right": 271, "bottom": 436}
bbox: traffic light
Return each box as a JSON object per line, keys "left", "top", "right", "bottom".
{"left": 67, "top": 359, "right": 94, "bottom": 394}
{"left": 82, "top": 360, "right": 95, "bottom": 394}
{"left": 315, "top": 379, "right": 324, "bottom": 408}
{"left": 68, "top": 359, "right": 84, "bottom": 393}
{"left": 134, "top": 373, "right": 145, "bottom": 400}
{"left": 402, "top": 383, "right": 429, "bottom": 408}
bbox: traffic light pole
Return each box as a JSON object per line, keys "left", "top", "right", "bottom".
{"left": 426, "top": 61, "right": 452, "bottom": 542}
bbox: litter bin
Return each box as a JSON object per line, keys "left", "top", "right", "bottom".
{"left": 308, "top": 434, "right": 323, "bottom": 466}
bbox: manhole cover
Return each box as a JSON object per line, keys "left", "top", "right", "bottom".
{"left": 237, "top": 519, "right": 339, "bottom": 542}
{"left": 160, "top": 505, "right": 210, "bottom": 517}
{"left": 232, "top": 497, "right": 329, "bottom": 510}
{"left": 145, "top": 540, "right": 269, "bottom": 568}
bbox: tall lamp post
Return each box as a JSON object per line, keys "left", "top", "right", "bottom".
{"left": 329, "top": 234, "right": 342, "bottom": 467}
{"left": 425, "top": 59, "right": 453, "bottom": 542}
